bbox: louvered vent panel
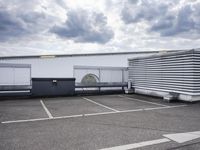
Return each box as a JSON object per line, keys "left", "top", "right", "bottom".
{"left": 128, "top": 49, "right": 200, "bottom": 95}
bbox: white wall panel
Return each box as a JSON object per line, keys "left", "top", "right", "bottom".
{"left": 14, "top": 68, "right": 31, "bottom": 85}
{"left": 0, "top": 64, "right": 31, "bottom": 86}
{"left": 0, "top": 53, "right": 155, "bottom": 78}
{"left": 101, "top": 70, "right": 122, "bottom": 82}
{"left": 0, "top": 68, "right": 14, "bottom": 85}
{"left": 74, "top": 66, "right": 127, "bottom": 84}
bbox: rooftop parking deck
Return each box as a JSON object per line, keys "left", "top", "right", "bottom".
{"left": 0, "top": 94, "right": 200, "bottom": 150}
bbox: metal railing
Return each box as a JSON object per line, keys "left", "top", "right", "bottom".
{"left": 75, "top": 82, "right": 128, "bottom": 88}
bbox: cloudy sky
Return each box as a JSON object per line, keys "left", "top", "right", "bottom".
{"left": 0, "top": 0, "right": 200, "bottom": 56}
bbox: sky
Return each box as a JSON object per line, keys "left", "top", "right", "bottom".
{"left": 0, "top": 0, "right": 200, "bottom": 56}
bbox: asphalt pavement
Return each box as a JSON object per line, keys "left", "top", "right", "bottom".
{"left": 0, "top": 94, "right": 200, "bottom": 150}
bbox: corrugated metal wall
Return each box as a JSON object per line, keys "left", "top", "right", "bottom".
{"left": 128, "top": 49, "right": 200, "bottom": 96}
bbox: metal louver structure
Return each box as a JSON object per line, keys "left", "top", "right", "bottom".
{"left": 128, "top": 49, "right": 200, "bottom": 102}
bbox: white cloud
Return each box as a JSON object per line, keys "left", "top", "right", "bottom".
{"left": 121, "top": 0, "right": 200, "bottom": 39}
{"left": 0, "top": 0, "right": 200, "bottom": 56}
{"left": 50, "top": 9, "right": 114, "bottom": 44}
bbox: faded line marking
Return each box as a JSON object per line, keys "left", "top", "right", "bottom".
{"left": 82, "top": 97, "right": 119, "bottom": 112}
{"left": 118, "top": 95, "right": 169, "bottom": 107}
{"left": 1, "top": 105, "right": 187, "bottom": 124}
{"left": 40, "top": 100, "right": 53, "bottom": 118}
{"left": 143, "top": 105, "right": 187, "bottom": 110}
{"left": 99, "top": 138, "right": 170, "bottom": 150}
{"left": 1, "top": 117, "right": 51, "bottom": 124}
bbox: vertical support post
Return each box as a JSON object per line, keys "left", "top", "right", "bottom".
{"left": 73, "top": 67, "right": 75, "bottom": 78}
{"left": 13, "top": 67, "right": 15, "bottom": 86}
{"left": 98, "top": 68, "right": 101, "bottom": 82}
{"left": 122, "top": 69, "right": 125, "bottom": 91}
{"left": 30, "top": 66, "right": 32, "bottom": 92}
{"left": 122, "top": 69, "right": 124, "bottom": 83}
{"left": 128, "top": 80, "right": 132, "bottom": 89}
{"left": 98, "top": 68, "right": 101, "bottom": 92}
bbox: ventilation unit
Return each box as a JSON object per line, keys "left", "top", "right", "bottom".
{"left": 128, "top": 49, "right": 200, "bottom": 102}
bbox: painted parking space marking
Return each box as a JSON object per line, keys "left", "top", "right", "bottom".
{"left": 164, "top": 131, "right": 200, "bottom": 143}
{"left": 40, "top": 100, "right": 53, "bottom": 118}
{"left": 1, "top": 117, "right": 51, "bottom": 124}
{"left": 99, "top": 130, "right": 200, "bottom": 150}
{"left": 1, "top": 104, "right": 187, "bottom": 124}
{"left": 99, "top": 138, "right": 170, "bottom": 150}
{"left": 118, "top": 95, "right": 169, "bottom": 107}
{"left": 82, "top": 97, "right": 119, "bottom": 112}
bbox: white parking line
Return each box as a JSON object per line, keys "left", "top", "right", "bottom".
{"left": 99, "top": 138, "right": 170, "bottom": 150}
{"left": 99, "top": 130, "right": 200, "bottom": 150}
{"left": 82, "top": 97, "right": 119, "bottom": 112}
{"left": 118, "top": 95, "right": 169, "bottom": 107}
{"left": 1, "top": 104, "right": 187, "bottom": 124}
{"left": 40, "top": 100, "right": 53, "bottom": 118}
{"left": 1, "top": 117, "right": 51, "bottom": 124}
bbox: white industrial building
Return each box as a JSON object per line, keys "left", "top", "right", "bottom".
{"left": 0, "top": 51, "right": 159, "bottom": 96}
{"left": 4, "top": 49, "right": 199, "bottom": 102}
{"left": 0, "top": 51, "right": 158, "bottom": 84}
{"left": 0, "top": 51, "right": 157, "bottom": 79}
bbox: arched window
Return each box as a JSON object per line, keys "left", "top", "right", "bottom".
{"left": 81, "top": 74, "right": 99, "bottom": 85}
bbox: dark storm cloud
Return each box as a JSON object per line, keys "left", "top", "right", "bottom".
{"left": 121, "top": 0, "right": 169, "bottom": 24}
{"left": 50, "top": 9, "right": 114, "bottom": 44}
{"left": 0, "top": 1, "right": 55, "bottom": 42}
{"left": 0, "top": 10, "right": 27, "bottom": 41}
{"left": 0, "top": 9, "right": 53, "bottom": 41}
{"left": 150, "top": 3, "right": 200, "bottom": 37}
{"left": 121, "top": 0, "right": 200, "bottom": 39}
